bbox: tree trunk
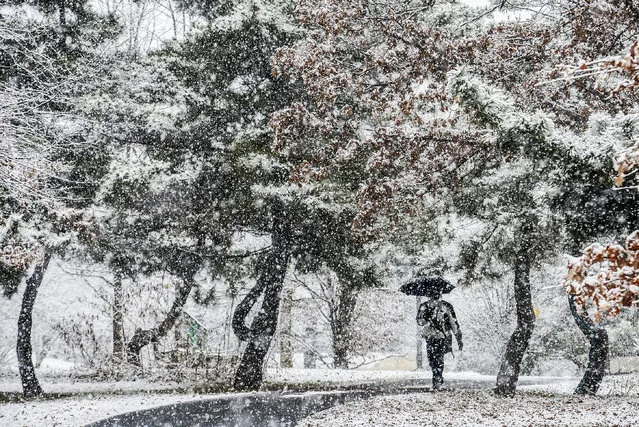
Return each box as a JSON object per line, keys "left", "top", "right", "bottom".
{"left": 17, "top": 252, "right": 52, "bottom": 398}
{"left": 331, "top": 284, "right": 357, "bottom": 369}
{"left": 59, "top": 2, "right": 66, "bottom": 26}
{"left": 232, "top": 241, "right": 290, "bottom": 391}
{"left": 126, "top": 276, "right": 195, "bottom": 367}
{"left": 416, "top": 296, "right": 423, "bottom": 370}
{"left": 569, "top": 296, "right": 609, "bottom": 395}
{"left": 279, "top": 288, "right": 294, "bottom": 369}
{"left": 495, "top": 220, "right": 536, "bottom": 397}
{"left": 112, "top": 273, "right": 125, "bottom": 362}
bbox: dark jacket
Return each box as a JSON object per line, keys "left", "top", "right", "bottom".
{"left": 417, "top": 299, "right": 463, "bottom": 352}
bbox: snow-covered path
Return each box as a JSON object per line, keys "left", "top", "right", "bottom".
{"left": 297, "top": 390, "right": 639, "bottom": 427}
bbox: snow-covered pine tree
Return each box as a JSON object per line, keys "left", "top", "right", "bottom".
{"left": 448, "top": 65, "right": 639, "bottom": 395}
{"left": 1, "top": 2, "right": 119, "bottom": 397}
{"left": 155, "top": 0, "right": 384, "bottom": 387}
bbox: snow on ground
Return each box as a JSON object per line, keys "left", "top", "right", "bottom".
{"left": 519, "top": 373, "right": 639, "bottom": 397}
{"left": 1, "top": 369, "right": 637, "bottom": 426}
{"left": 296, "top": 390, "right": 639, "bottom": 427}
{"left": 0, "top": 374, "right": 184, "bottom": 395}
{"left": 265, "top": 367, "right": 492, "bottom": 385}
{"left": 0, "top": 368, "right": 495, "bottom": 395}
{"left": 0, "top": 392, "right": 236, "bottom": 427}
{"left": 265, "top": 367, "right": 584, "bottom": 393}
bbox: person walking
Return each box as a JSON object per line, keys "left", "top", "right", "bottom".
{"left": 417, "top": 292, "right": 463, "bottom": 389}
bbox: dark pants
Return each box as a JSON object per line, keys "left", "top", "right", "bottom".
{"left": 426, "top": 338, "right": 448, "bottom": 387}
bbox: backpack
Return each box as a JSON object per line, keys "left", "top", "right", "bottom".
{"left": 418, "top": 300, "right": 453, "bottom": 350}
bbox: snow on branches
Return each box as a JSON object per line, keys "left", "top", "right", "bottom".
{"left": 564, "top": 231, "right": 639, "bottom": 321}
{"left": 615, "top": 139, "right": 639, "bottom": 187}
{"left": 552, "top": 2, "right": 639, "bottom": 317}
{"left": 0, "top": 238, "right": 35, "bottom": 272}
{"left": 558, "top": 40, "right": 639, "bottom": 93}
{"left": 0, "top": 19, "right": 96, "bottom": 208}
{"left": 270, "top": 0, "right": 483, "bottom": 237}
{"left": 0, "top": 75, "right": 66, "bottom": 205}
{"left": 565, "top": 119, "right": 639, "bottom": 319}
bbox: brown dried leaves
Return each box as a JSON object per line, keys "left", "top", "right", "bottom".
{"left": 563, "top": 231, "right": 639, "bottom": 321}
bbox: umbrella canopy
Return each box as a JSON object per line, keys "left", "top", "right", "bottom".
{"left": 398, "top": 276, "right": 455, "bottom": 297}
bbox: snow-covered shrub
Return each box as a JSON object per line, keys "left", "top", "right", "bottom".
{"left": 455, "top": 261, "right": 602, "bottom": 376}
{"left": 608, "top": 316, "right": 639, "bottom": 360}
{"left": 348, "top": 289, "right": 408, "bottom": 364}
{"left": 455, "top": 277, "right": 515, "bottom": 374}
{"left": 52, "top": 314, "right": 110, "bottom": 370}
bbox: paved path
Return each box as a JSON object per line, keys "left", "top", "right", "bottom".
{"left": 87, "top": 376, "right": 573, "bottom": 427}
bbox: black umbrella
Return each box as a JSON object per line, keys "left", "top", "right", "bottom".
{"left": 398, "top": 276, "right": 455, "bottom": 297}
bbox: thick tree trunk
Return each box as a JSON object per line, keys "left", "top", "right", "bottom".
{"left": 126, "top": 276, "right": 195, "bottom": 366}
{"left": 232, "top": 241, "right": 290, "bottom": 391}
{"left": 17, "top": 252, "right": 51, "bottom": 398}
{"left": 569, "top": 296, "right": 609, "bottom": 395}
{"left": 112, "top": 273, "right": 125, "bottom": 362}
{"left": 495, "top": 220, "right": 536, "bottom": 397}
{"left": 279, "top": 288, "right": 294, "bottom": 369}
{"left": 331, "top": 284, "right": 357, "bottom": 369}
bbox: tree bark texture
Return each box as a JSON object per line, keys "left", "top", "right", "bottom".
{"left": 232, "top": 237, "right": 290, "bottom": 391}
{"left": 279, "top": 288, "right": 294, "bottom": 369}
{"left": 331, "top": 283, "right": 357, "bottom": 369}
{"left": 112, "top": 273, "right": 125, "bottom": 362}
{"left": 569, "top": 296, "right": 609, "bottom": 395}
{"left": 495, "top": 220, "right": 536, "bottom": 397}
{"left": 126, "top": 276, "right": 195, "bottom": 366}
{"left": 416, "top": 296, "right": 424, "bottom": 370}
{"left": 17, "top": 252, "right": 51, "bottom": 398}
